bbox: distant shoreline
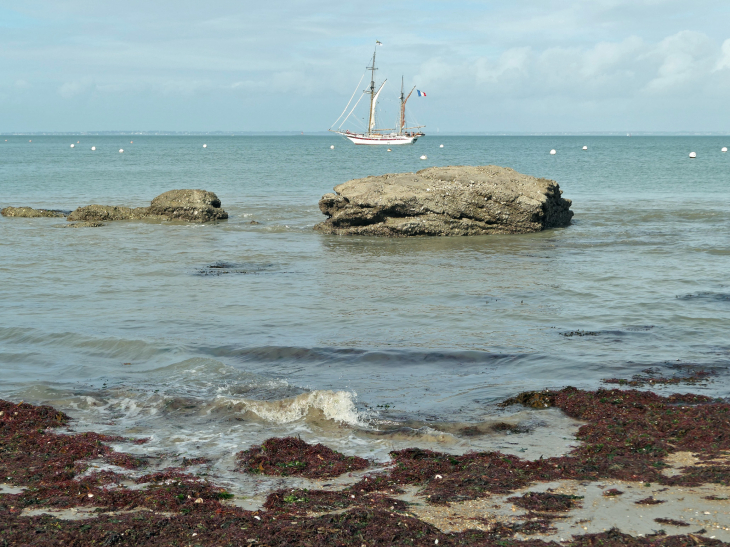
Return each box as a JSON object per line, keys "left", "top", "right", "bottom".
{"left": 2, "top": 132, "right": 730, "bottom": 137}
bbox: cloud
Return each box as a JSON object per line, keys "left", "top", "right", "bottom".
{"left": 643, "top": 31, "right": 714, "bottom": 93}
{"left": 57, "top": 77, "right": 94, "bottom": 99}
{"left": 714, "top": 39, "right": 730, "bottom": 72}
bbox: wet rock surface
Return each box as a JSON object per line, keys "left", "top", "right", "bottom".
{"left": 315, "top": 165, "right": 573, "bottom": 237}
{"left": 1, "top": 206, "right": 68, "bottom": 218}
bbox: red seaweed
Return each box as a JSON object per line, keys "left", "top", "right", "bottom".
{"left": 236, "top": 436, "right": 369, "bottom": 479}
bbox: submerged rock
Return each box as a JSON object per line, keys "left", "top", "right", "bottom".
{"left": 65, "top": 189, "right": 227, "bottom": 224}
{"left": 63, "top": 221, "right": 106, "bottom": 228}
{"left": 314, "top": 165, "right": 573, "bottom": 236}
{"left": 1, "top": 206, "right": 67, "bottom": 218}
{"left": 67, "top": 205, "right": 148, "bottom": 222}
{"left": 147, "top": 189, "right": 228, "bottom": 222}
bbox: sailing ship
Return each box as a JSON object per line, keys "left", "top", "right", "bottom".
{"left": 330, "top": 43, "right": 425, "bottom": 145}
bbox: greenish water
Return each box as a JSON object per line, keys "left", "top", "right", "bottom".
{"left": 1, "top": 135, "right": 729, "bottom": 466}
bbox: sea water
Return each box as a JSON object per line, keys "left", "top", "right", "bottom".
{"left": 1, "top": 135, "right": 729, "bottom": 475}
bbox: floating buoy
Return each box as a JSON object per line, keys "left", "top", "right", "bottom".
{"left": 91, "top": 146, "right": 96, "bottom": 151}
{"left": 439, "top": 144, "right": 444, "bottom": 148}
{"left": 70, "top": 144, "right": 75, "bottom": 148}
{"left": 77, "top": 141, "right": 79, "bottom": 144}
{"left": 203, "top": 144, "right": 207, "bottom": 148}
{"left": 29, "top": 140, "right": 32, "bottom": 142}
{"left": 420, "top": 155, "right": 427, "bottom": 160}
{"left": 330, "top": 145, "right": 334, "bottom": 149}
{"left": 130, "top": 141, "right": 133, "bottom": 144}
{"left": 689, "top": 152, "right": 696, "bottom": 158}
{"left": 387, "top": 148, "right": 392, "bottom": 152}
{"left": 550, "top": 149, "right": 557, "bottom": 155}
{"left": 119, "top": 149, "right": 124, "bottom": 153}
{"left": 582, "top": 146, "right": 588, "bottom": 150}
{"left": 722, "top": 147, "right": 728, "bottom": 152}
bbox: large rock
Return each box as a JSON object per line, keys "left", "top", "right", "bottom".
{"left": 314, "top": 165, "right": 573, "bottom": 237}
{"left": 146, "top": 189, "right": 228, "bottom": 222}
{"left": 67, "top": 205, "right": 149, "bottom": 222}
{"left": 1, "top": 206, "right": 66, "bottom": 218}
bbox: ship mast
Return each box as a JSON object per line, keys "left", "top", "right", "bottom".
{"left": 399, "top": 77, "right": 405, "bottom": 134}
{"left": 366, "top": 45, "right": 378, "bottom": 136}
{"left": 399, "top": 80, "right": 416, "bottom": 135}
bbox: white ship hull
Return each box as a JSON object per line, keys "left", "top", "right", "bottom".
{"left": 343, "top": 133, "right": 418, "bottom": 145}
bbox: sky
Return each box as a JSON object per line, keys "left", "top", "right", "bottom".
{"left": 1, "top": 0, "right": 730, "bottom": 133}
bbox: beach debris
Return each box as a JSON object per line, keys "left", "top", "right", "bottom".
{"left": 236, "top": 436, "right": 369, "bottom": 479}
{"left": 315, "top": 165, "right": 573, "bottom": 237}
{"left": 689, "top": 151, "right": 697, "bottom": 158}
{"left": 550, "top": 149, "right": 557, "bottom": 155}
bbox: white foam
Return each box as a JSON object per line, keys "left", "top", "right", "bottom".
{"left": 217, "top": 390, "right": 366, "bottom": 427}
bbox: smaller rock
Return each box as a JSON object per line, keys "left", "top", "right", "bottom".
{"left": 147, "top": 189, "right": 227, "bottom": 222}
{"left": 1, "top": 206, "right": 67, "bottom": 218}
{"left": 249, "top": 220, "right": 261, "bottom": 225}
{"left": 67, "top": 205, "right": 148, "bottom": 222}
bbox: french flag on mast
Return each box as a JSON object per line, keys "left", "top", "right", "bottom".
{"left": 417, "top": 90, "right": 426, "bottom": 97}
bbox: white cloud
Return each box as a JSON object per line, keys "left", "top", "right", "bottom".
{"left": 57, "top": 77, "right": 93, "bottom": 99}
{"left": 714, "top": 39, "right": 730, "bottom": 72}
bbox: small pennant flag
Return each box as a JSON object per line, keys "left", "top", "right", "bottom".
{"left": 417, "top": 90, "right": 426, "bottom": 97}
{"left": 375, "top": 40, "right": 382, "bottom": 46}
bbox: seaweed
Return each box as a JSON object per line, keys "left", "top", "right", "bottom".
{"left": 507, "top": 492, "right": 583, "bottom": 512}
{"left": 602, "top": 488, "right": 624, "bottom": 497}
{"left": 5, "top": 391, "right": 730, "bottom": 546}
{"left": 236, "top": 436, "right": 369, "bottom": 479}
{"left": 655, "top": 518, "right": 690, "bottom": 527}
{"left": 635, "top": 496, "right": 665, "bottom": 505}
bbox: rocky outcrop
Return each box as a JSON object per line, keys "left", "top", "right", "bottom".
{"left": 314, "top": 165, "right": 573, "bottom": 237}
{"left": 65, "top": 190, "right": 227, "bottom": 224}
{"left": 67, "top": 205, "right": 149, "bottom": 222}
{"left": 146, "top": 190, "right": 228, "bottom": 222}
{"left": 1, "top": 206, "right": 67, "bottom": 218}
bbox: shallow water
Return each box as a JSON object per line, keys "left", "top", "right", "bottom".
{"left": 1, "top": 135, "right": 729, "bottom": 465}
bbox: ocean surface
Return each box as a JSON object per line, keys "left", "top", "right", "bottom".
{"left": 1, "top": 135, "right": 730, "bottom": 490}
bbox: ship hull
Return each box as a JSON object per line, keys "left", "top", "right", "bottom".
{"left": 344, "top": 134, "right": 418, "bottom": 145}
